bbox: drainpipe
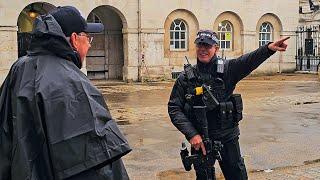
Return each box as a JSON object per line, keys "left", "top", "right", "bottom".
{"left": 279, "top": 51, "right": 282, "bottom": 73}
{"left": 137, "top": 0, "right": 142, "bottom": 81}
{"left": 278, "top": 33, "right": 282, "bottom": 73}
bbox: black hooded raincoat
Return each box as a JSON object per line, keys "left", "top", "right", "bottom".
{"left": 0, "top": 14, "right": 131, "bottom": 180}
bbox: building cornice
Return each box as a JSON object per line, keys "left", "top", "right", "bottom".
{"left": 0, "top": 26, "right": 18, "bottom": 31}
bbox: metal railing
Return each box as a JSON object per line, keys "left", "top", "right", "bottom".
{"left": 295, "top": 25, "right": 320, "bottom": 72}
{"left": 295, "top": 55, "right": 320, "bottom": 72}
{"left": 171, "top": 71, "right": 181, "bottom": 79}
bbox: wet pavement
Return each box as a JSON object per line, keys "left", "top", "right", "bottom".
{"left": 250, "top": 160, "right": 320, "bottom": 180}
{"left": 94, "top": 74, "right": 320, "bottom": 180}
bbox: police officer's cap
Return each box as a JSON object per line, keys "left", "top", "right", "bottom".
{"left": 194, "top": 30, "right": 219, "bottom": 45}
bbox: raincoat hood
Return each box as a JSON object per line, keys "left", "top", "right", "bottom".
{"left": 28, "top": 14, "right": 82, "bottom": 68}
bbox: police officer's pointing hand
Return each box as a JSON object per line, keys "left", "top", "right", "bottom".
{"left": 189, "top": 134, "right": 206, "bottom": 155}
{"left": 268, "top": 37, "right": 290, "bottom": 52}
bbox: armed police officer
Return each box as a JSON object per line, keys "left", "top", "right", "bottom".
{"left": 168, "top": 30, "right": 289, "bottom": 180}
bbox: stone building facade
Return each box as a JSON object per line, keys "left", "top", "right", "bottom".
{"left": 299, "top": 0, "right": 320, "bottom": 25}
{"left": 0, "top": 0, "right": 299, "bottom": 83}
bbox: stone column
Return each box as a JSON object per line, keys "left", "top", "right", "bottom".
{"left": 279, "top": 31, "right": 297, "bottom": 73}
{"left": 140, "top": 28, "right": 166, "bottom": 80}
{"left": 122, "top": 28, "right": 139, "bottom": 82}
{"left": 242, "top": 30, "right": 279, "bottom": 74}
{"left": 0, "top": 26, "right": 18, "bottom": 84}
{"left": 242, "top": 30, "right": 256, "bottom": 53}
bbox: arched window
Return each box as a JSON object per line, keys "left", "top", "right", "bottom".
{"left": 87, "top": 12, "right": 102, "bottom": 23}
{"left": 218, "top": 21, "right": 232, "bottom": 49}
{"left": 259, "top": 22, "right": 273, "bottom": 47}
{"left": 170, "top": 19, "right": 188, "bottom": 50}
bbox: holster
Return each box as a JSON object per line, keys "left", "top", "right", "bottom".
{"left": 230, "top": 94, "right": 243, "bottom": 126}
{"left": 219, "top": 94, "right": 243, "bottom": 129}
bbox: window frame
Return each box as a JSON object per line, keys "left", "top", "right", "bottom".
{"left": 217, "top": 20, "right": 233, "bottom": 50}
{"left": 259, "top": 22, "right": 273, "bottom": 47}
{"left": 169, "top": 19, "right": 188, "bottom": 51}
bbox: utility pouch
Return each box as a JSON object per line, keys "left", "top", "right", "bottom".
{"left": 226, "top": 101, "right": 234, "bottom": 122}
{"left": 219, "top": 102, "right": 227, "bottom": 129}
{"left": 230, "top": 94, "right": 243, "bottom": 124}
{"left": 220, "top": 101, "right": 234, "bottom": 129}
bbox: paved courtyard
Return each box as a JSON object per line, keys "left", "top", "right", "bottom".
{"left": 93, "top": 74, "right": 320, "bottom": 179}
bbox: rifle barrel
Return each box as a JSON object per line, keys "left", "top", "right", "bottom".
{"left": 185, "top": 56, "right": 190, "bottom": 64}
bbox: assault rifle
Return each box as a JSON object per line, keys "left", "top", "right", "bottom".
{"left": 180, "top": 106, "right": 223, "bottom": 180}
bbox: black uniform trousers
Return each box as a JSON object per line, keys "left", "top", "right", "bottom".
{"left": 192, "top": 137, "right": 248, "bottom": 180}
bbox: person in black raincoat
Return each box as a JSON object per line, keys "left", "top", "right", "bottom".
{"left": 168, "top": 30, "right": 289, "bottom": 179}
{"left": 0, "top": 6, "right": 131, "bottom": 180}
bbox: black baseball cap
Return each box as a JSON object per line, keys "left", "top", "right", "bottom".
{"left": 194, "top": 30, "right": 219, "bottom": 45}
{"left": 50, "top": 6, "right": 104, "bottom": 37}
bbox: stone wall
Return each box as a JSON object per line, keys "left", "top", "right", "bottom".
{"left": 0, "top": 26, "right": 18, "bottom": 83}
{"left": 0, "top": 0, "right": 300, "bottom": 83}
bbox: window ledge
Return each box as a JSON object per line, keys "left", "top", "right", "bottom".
{"left": 220, "top": 49, "right": 233, "bottom": 51}
{"left": 170, "top": 49, "right": 188, "bottom": 52}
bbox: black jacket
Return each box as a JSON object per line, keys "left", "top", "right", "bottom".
{"left": 168, "top": 45, "right": 275, "bottom": 141}
{"left": 0, "top": 14, "right": 131, "bottom": 180}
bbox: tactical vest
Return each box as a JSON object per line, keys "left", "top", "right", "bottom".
{"left": 184, "top": 58, "right": 243, "bottom": 130}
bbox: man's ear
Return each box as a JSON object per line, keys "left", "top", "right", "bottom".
{"left": 69, "top": 32, "right": 78, "bottom": 50}
{"left": 215, "top": 45, "right": 220, "bottom": 52}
